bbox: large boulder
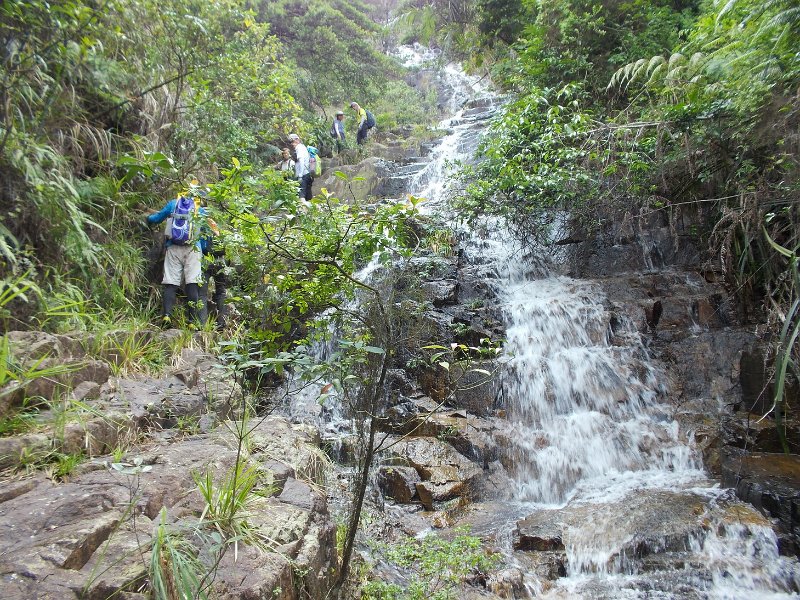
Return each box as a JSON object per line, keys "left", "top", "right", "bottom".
{"left": 388, "top": 437, "right": 484, "bottom": 510}
{"left": 313, "top": 157, "right": 393, "bottom": 202}
{"left": 378, "top": 466, "right": 422, "bottom": 503}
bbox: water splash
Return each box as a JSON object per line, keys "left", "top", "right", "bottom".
{"left": 497, "top": 266, "right": 703, "bottom": 505}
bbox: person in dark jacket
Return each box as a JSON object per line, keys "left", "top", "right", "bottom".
{"left": 197, "top": 216, "right": 228, "bottom": 330}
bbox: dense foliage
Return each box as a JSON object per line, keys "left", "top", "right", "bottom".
{"left": 0, "top": 0, "right": 432, "bottom": 332}
{"left": 362, "top": 530, "right": 499, "bottom": 599}
{"left": 254, "top": 0, "right": 392, "bottom": 108}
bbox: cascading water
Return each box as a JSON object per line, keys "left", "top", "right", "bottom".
{"left": 391, "top": 45, "right": 800, "bottom": 599}
{"left": 499, "top": 268, "right": 701, "bottom": 505}
{"left": 489, "top": 243, "right": 800, "bottom": 597}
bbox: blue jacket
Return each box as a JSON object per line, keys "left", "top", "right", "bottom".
{"left": 148, "top": 198, "right": 211, "bottom": 252}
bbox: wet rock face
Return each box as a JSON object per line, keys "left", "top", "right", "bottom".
{"left": 569, "top": 208, "right": 800, "bottom": 558}
{"left": 391, "top": 252, "right": 504, "bottom": 416}
{"left": 570, "top": 212, "right": 703, "bottom": 278}
{"left": 0, "top": 417, "right": 336, "bottom": 600}
{"left": 378, "top": 466, "right": 422, "bottom": 503}
{"left": 386, "top": 437, "right": 484, "bottom": 510}
{"left": 513, "top": 488, "right": 773, "bottom": 580}
{"left": 721, "top": 451, "right": 800, "bottom": 555}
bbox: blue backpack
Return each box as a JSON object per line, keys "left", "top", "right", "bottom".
{"left": 365, "top": 110, "right": 376, "bottom": 129}
{"left": 307, "top": 146, "right": 322, "bottom": 177}
{"left": 166, "top": 196, "right": 196, "bottom": 245}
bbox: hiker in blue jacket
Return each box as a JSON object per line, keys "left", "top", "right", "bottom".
{"left": 146, "top": 183, "right": 213, "bottom": 327}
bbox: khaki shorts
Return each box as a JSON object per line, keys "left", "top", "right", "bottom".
{"left": 162, "top": 244, "right": 202, "bottom": 286}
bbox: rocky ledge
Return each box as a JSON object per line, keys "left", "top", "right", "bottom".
{"left": 0, "top": 330, "right": 337, "bottom": 599}
{"left": 0, "top": 416, "right": 336, "bottom": 599}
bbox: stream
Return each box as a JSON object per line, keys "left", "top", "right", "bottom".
{"left": 283, "top": 44, "right": 800, "bottom": 599}
{"left": 390, "top": 45, "right": 800, "bottom": 599}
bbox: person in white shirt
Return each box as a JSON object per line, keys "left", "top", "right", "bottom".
{"left": 288, "top": 133, "right": 312, "bottom": 200}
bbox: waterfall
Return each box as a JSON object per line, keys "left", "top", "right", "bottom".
{"left": 498, "top": 266, "right": 702, "bottom": 506}
{"left": 392, "top": 45, "right": 800, "bottom": 599}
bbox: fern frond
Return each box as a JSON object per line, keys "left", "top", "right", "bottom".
{"left": 0, "top": 222, "right": 19, "bottom": 266}
{"left": 646, "top": 64, "right": 666, "bottom": 86}
{"left": 715, "top": 0, "right": 739, "bottom": 26}
{"left": 647, "top": 55, "right": 667, "bottom": 76}
{"left": 667, "top": 52, "right": 686, "bottom": 69}
{"left": 763, "top": 6, "right": 800, "bottom": 31}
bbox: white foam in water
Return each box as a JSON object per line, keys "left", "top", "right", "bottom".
{"left": 484, "top": 230, "right": 800, "bottom": 596}
{"left": 407, "top": 46, "right": 800, "bottom": 599}
{"left": 299, "top": 43, "right": 800, "bottom": 599}
{"left": 491, "top": 262, "right": 700, "bottom": 504}
{"left": 392, "top": 42, "right": 440, "bottom": 68}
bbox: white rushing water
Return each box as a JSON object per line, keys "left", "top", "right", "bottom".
{"left": 392, "top": 45, "right": 800, "bottom": 599}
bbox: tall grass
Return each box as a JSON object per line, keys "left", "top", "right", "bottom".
{"left": 150, "top": 509, "right": 207, "bottom": 600}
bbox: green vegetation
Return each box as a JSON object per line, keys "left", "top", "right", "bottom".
{"left": 0, "top": 0, "right": 438, "bottom": 336}
{"left": 361, "top": 529, "right": 499, "bottom": 599}
{"left": 150, "top": 508, "right": 208, "bottom": 600}
{"left": 435, "top": 0, "right": 799, "bottom": 444}
{"left": 3, "top": 0, "right": 800, "bottom": 597}
{"left": 194, "top": 459, "right": 273, "bottom": 552}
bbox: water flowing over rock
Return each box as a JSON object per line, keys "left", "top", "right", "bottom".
{"left": 345, "top": 43, "right": 800, "bottom": 600}
{"left": 6, "top": 41, "right": 799, "bottom": 600}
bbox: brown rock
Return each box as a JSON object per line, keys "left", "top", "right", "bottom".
{"left": 721, "top": 451, "right": 800, "bottom": 554}
{"left": 0, "top": 433, "right": 52, "bottom": 470}
{"left": 0, "top": 477, "right": 42, "bottom": 504}
{"left": 278, "top": 478, "right": 327, "bottom": 514}
{"left": 416, "top": 481, "right": 434, "bottom": 510}
{"left": 378, "top": 466, "right": 421, "bottom": 503}
{"left": 390, "top": 437, "right": 483, "bottom": 508}
{"left": 213, "top": 545, "right": 295, "bottom": 600}
{"left": 70, "top": 381, "right": 101, "bottom": 402}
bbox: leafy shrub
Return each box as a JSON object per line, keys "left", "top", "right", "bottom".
{"left": 362, "top": 529, "right": 499, "bottom": 600}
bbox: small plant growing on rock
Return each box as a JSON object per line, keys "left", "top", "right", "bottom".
{"left": 361, "top": 529, "right": 499, "bottom": 600}
{"left": 423, "top": 227, "right": 457, "bottom": 257}
{"left": 150, "top": 508, "right": 207, "bottom": 600}
{"left": 0, "top": 402, "right": 38, "bottom": 436}
{"left": 193, "top": 456, "right": 278, "bottom": 561}
{"left": 47, "top": 451, "right": 84, "bottom": 480}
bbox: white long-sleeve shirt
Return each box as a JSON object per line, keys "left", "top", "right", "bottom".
{"left": 294, "top": 143, "right": 310, "bottom": 178}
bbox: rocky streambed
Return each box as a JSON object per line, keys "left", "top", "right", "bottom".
{"left": 3, "top": 51, "right": 800, "bottom": 600}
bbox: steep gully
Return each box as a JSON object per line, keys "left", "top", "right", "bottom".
{"left": 303, "top": 45, "right": 800, "bottom": 598}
